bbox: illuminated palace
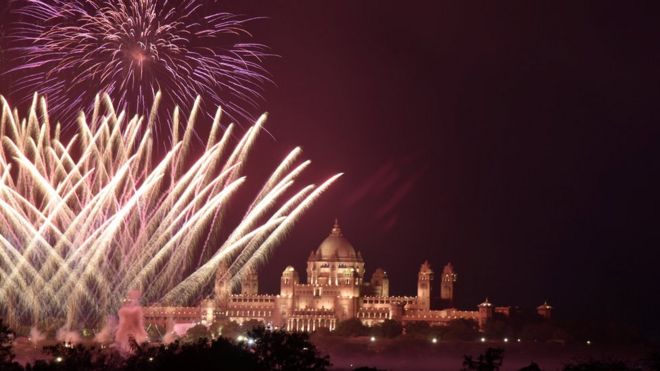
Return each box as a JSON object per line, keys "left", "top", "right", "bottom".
{"left": 144, "top": 220, "right": 540, "bottom": 331}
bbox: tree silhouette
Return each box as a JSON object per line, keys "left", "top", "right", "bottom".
{"left": 441, "top": 319, "right": 479, "bottom": 341}
{"left": 461, "top": 347, "right": 504, "bottom": 371}
{"left": 334, "top": 318, "right": 368, "bottom": 337}
{"left": 184, "top": 324, "right": 211, "bottom": 342}
{"left": 249, "top": 326, "right": 330, "bottom": 371}
{"left": 404, "top": 321, "right": 431, "bottom": 337}
{"left": 0, "top": 319, "right": 21, "bottom": 371}
{"left": 562, "top": 359, "right": 642, "bottom": 371}
{"left": 519, "top": 362, "right": 541, "bottom": 371}
{"left": 371, "top": 319, "right": 403, "bottom": 338}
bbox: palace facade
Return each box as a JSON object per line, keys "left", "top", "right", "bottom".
{"left": 144, "top": 220, "right": 534, "bottom": 332}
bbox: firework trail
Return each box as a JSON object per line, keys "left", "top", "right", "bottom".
{"left": 0, "top": 93, "right": 341, "bottom": 328}
{"left": 9, "top": 0, "right": 270, "bottom": 127}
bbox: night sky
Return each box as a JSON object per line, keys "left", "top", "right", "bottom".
{"left": 2, "top": 2, "right": 659, "bottom": 334}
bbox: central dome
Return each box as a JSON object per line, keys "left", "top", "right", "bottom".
{"left": 316, "top": 220, "right": 359, "bottom": 260}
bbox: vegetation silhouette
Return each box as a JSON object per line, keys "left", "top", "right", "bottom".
{"left": 461, "top": 347, "right": 505, "bottom": 371}
{"left": 1, "top": 322, "right": 330, "bottom": 371}
{"left": 0, "top": 319, "right": 657, "bottom": 371}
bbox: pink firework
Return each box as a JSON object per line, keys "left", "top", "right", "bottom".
{"left": 10, "top": 0, "right": 270, "bottom": 126}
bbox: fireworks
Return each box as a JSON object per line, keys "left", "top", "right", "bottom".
{"left": 10, "top": 0, "right": 270, "bottom": 126}
{"left": 0, "top": 93, "right": 341, "bottom": 327}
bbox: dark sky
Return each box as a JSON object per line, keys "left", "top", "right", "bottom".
{"left": 221, "top": 1, "right": 660, "bottom": 332}
{"left": 2, "top": 2, "right": 660, "bottom": 334}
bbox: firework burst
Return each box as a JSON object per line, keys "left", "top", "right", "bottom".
{"left": 0, "top": 93, "right": 341, "bottom": 328}
{"left": 9, "top": 0, "right": 270, "bottom": 127}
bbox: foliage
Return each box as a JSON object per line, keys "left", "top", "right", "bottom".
{"left": 1, "top": 319, "right": 15, "bottom": 362}
{"left": 123, "top": 338, "right": 261, "bottom": 371}
{"left": 26, "top": 343, "right": 118, "bottom": 371}
{"left": 519, "top": 362, "right": 541, "bottom": 371}
{"left": 185, "top": 324, "right": 211, "bottom": 342}
{"left": 520, "top": 322, "right": 566, "bottom": 343}
{"left": 641, "top": 352, "right": 660, "bottom": 371}
{"left": 218, "top": 320, "right": 243, "bottom": 340}
{"left": 562, "top": 359, "right": 642, "bottom": 371}
{"left": 15, "top": 327, "right": 329, "bottom": 371}
{"left": 507, "top": 311, "right": 646, "bottom": 346}
{"left": 311, "top": 327, "right": 331, "bottom": 337}
{"left": 0, "top": 319, "right": 21, "bottom": 371}
{"left": 334, "top": 318, "right": 368, "bottom": 337}
{"left": 248, "top": 326, "right": 330, "bottom": 371}
{"left": 242, "top": 319, "right": 265, "bottom": 332}
{"left": 483, "top": 319, "right": 514, "bottom": 339}
{"left": 404, "top": 321, "right": 432, "bottom": 336}
{"left": 370, "top": 319, "right": 403, "bottom": 338}
{"left": 441, "top": 319, "right": 479, "bottom": 341}
{"left": 461, "top": 347, "right": 504, "bottom": 371}
{"left": 556, "top": 320, "right": 646, "bottom": 345}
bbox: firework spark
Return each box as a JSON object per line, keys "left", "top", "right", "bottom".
{"left": 10, "top": 0, "right": 270, "bottom": 126}
{"left": 0, "top": 93, "right": 341, "bottom": 328}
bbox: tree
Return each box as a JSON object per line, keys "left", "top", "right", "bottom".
{"left": 334, "top": 318, "right": 367, "bottom": 337}
{"left": 520, "top": 322, "right": 557, "bottom": 342}
{"left": 242, "top": 319, "right": 264, "bottom": 332}
{"left": 218, "top": 320, "right": 242, "bottom": 340}
{"left": 0, "top": 319, "right": 15, "bottom": 362}
{"left": 123, "top": 337, "right": 261, "bottom": 371}
{"left": 26, "top": 343, "right": 115, "bottom": 371}
{"left": 311, "top": 326, "right": 331, "bottom": 337}
{"left": 371, "top": 319, "right": 402, "bottom": 338}
{"left": 562, "top": 359, "right": 642, "bottom": 371}
{"left": 461, "top": 347, "right": 504, "bottom": 371}
{"left": 441, "top": 319, "right": 479, "bottom": 341}
{"left": 484, "top": 318, "right": 514, "bottom": 340}
{"left": 519, "top": 362, "right": 541, "bottom": 371}
{"left": 404, "top": 321, "right": 431, "bottom": 337}
{"left": 249, "top": 326, "right": 330, "bottom": 371}
{"left": 185, "top": 324, "right": 211, "bottom": 342}
{"left": 0, "top": 319, "right": 21, "bottom": 371}
{"left": 14, "top": 325, "right": 333, "bottom": 371}
{"left": 642, "top": 352, "right": 660, "bottom": 371}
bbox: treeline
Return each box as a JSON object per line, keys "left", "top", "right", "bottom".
{"left": 462, "top": 347, "right": 660, "bottom": 371}
{"left": 0, "top": 320, "right": 331, "bottom": 371}
{"left": 323, "top": 314, "right": 648, "bottom": 346}
{"left": 2, "top": 317, "right": 657, "bottom": 371}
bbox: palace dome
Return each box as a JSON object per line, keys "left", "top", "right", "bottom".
{"left": 315, "top": 220, "right": 360, "bottom": 260}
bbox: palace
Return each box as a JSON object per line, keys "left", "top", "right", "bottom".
{"left": 144, "top": 220, "right": 541, "bottom": 332}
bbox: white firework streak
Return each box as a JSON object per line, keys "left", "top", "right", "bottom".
{"left": 0, "top": 93, "right": 342, "bottom": 327}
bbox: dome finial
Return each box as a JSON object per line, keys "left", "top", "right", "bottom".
{"left": 331, "top": 218, "right": 342, "bottom": 237}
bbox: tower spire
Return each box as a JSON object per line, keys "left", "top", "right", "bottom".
{"left": 331, "top": 218, "right": 343, "bottom": 237}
